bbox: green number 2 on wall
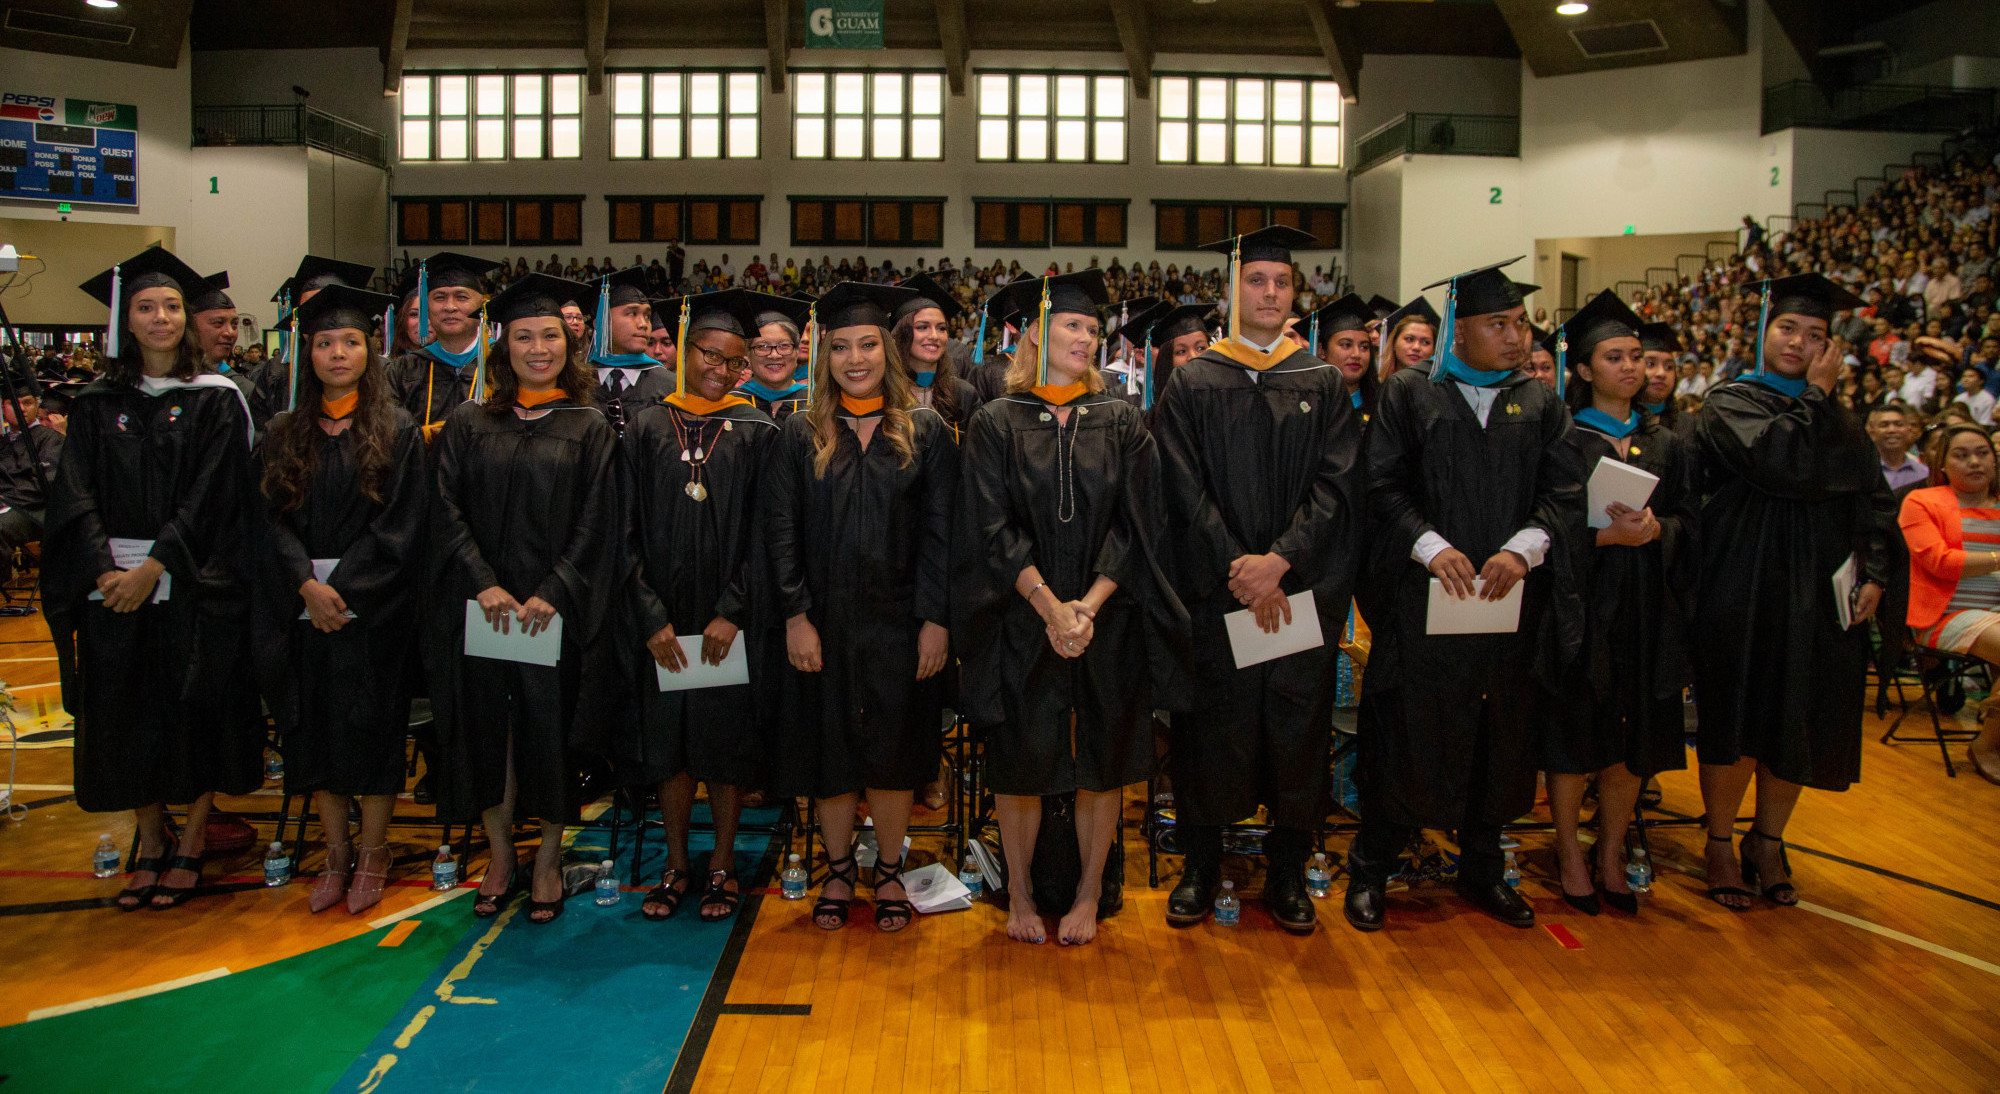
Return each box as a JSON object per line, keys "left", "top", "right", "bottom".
{"left": 1770, "top": 167, "right": 1780, "bottom": 187}
{"left": 1489, "top": 186, "right": 1502, "bottom": 204}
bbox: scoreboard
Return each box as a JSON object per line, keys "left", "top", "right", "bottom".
{"left": 0, "top": 91, "right": 139, "bottom": 207}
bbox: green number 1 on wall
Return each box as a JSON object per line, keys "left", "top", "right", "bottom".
{"left": 209, "top": 176, "right": 219, "bottom": 194}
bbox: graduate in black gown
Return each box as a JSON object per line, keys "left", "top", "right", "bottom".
{"left": 252, "top": 284, "right": 428, "bottom": 916}
{"left": 389, "top": 252, "right": 503, "bottom": 444}
{"left": 1346, "top": 258, "right": 1587, "bottom": 932}
{"left": 44, "top": 245, "right": 263, "bottom": 911}
{"left": 966, "top": 278, "right": 1031, "bottom": 404}
{"left": 623, "top": 289, "right": 779, "bottom": 925}
{"left": 1637, "top": 321, "right": 1690, "bottom": 438}
{"left": 187, "top": 273, "right": 253, "bottom": 414}
{"left": 587, "top": 267, "right": 675, "bottom": 436}
{"left": 1304, "top": 292, "right": 1381, "bottom": 421}
{"left": 954, "top": 270, "right": 1189, "bottom": 946}
{"left": 762, "top": 282, "right": 959, "bottom": 934}
{"left": 1377, "top": 296, "right": 1440, "bottom": 382}
{"left": 733, "top": 299, "right": 815, "bottom": 422}
{"left": 1692, "top": 273, "right": 1892, "bottom": 910}
{"left": 254, "top": 256, "right": 376, "bottom": 429}
{"left": 1134, "top": 303, "right": 1215, "bottom": 422}
{"left": 1522, "top": 324, "right": 1560, "bottom": 389}
{"left": 1152, "top": 226, "right": 1364, "bottom": 935}
{"left": 0, "top": 368, "right": 59, "bottom": 587}
{"left": 1540, "top": 291, "right": 1697, "bottom": 918}
{"left": 427, "top": 272, "right": 621, "bottom": 926}
{"left": 893, "top": 272, "right": 985, "bottom": 443}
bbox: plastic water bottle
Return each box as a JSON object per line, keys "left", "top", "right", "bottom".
{"left": 1503, "top": 850, "right": 1522, "bottom": 889}
{"left": 1626, "top": 846, "right": 1653, "bottom": 895}
{"left": 92, "top": 834, "right": 120, "bottom": 878}
{"left": 593, "top": 860, "right": 621, "bottom": 907}
{"left": 1305, "top": 853, "right": 1332, "bottom": 899}
{"left": 957, "top": 855, "right": 984, "bottom": 897}
{"left": 264, "top": 750, "right": 283, "bottom": 781}
{"left": 1213, "top": 880, "right": 1241, "bottom": 926}
{"left": 781, "top": 854, "right": 809, "bottom": 901}
{"left": 263, "top": 841, "right": 291, "bottom": 887}
{"left": 431, "top": 844, "right": 458, "bottom": 891}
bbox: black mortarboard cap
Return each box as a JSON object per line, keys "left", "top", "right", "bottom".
{"left": 752, "top": 294, "right": 814, "bottom": 331}
{"left": 1512, "top": 279, "right": 1541, "bottom": 298}
{"left": 189, "top": 272, "right": 235, "bottom": 314}
{"left": 295, "top": 283, "right": 397, "bottom": 338}
{"left": 1112, "top": 299, "right": 1166, "bottom": 346}
{"left": 1368, "top": 294, "right": 1399, "bottom": 319}
{"left": 488, "top": 273, "right": 592, "bottom": 326}
{"left": 1636, "top": 322, "right": 1681, "bottom": 354}
{"left": 1762, "top": 273, "right": 1864, "bottom": 323}
{"left": 285, "top": 255, "right": 375, "bottom": 303}
{"left": 1302, "top": 293, "right": 1376, "bottom": 337}
{"left": 994, "top": 270, "right": 1110, "bottom": 326}
{"left": 982, "top": 275, "right": 1035, "bottom": 328}
{"left": 1198, "top": 224, "right": 1318, "bottom": 266}
{"left": 892, "top": 273, "right": 962, "bottom": 323}
{"left": 817, "top": 282, "right": 924, "bottom": 330}
{"left": 1422, "top": 256, "right": 1527, "bottom": 317}
{"left": 1545, "top": 289, "right": 1644, "bottom": 362}
{"left": 594, "top": 266, "right": 652, "bottom": 308}
{"left": 655, "top": 288, "right": 776, "bottom": 340}
{"left": 1144, "top": 302, "right": 1216, "bottom": 344}
{"left": 1381, "top": 295, "right": 1441, "bottom": 332}
{"left": 418, "top": 251, "right": 500, "bottom": 292}
{"left": 79, "top": 244, "right": 205, "bottom": 308}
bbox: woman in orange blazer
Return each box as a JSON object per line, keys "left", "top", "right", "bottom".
{"left": 1900, "top": 422, "right": 2000, "bottom": 782}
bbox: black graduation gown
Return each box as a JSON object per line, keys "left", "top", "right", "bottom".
{"left": 391, "top": 348, "right": 479, "bottom": 440}
{"left": 425, "top": 397, "right": 622, "bottom": 822}
{"left": 618, "top": 398, "right": 776, "bottom": 787}
{"left": 1152, "top": 345, "right": 1365, "bottom": 830}
{"left": 593, "top": 362, "right": 675, "bottom": 436}
{"left": 968, "top": 356, "right": 1011, "bottom": 405}
{"left": 1544, "top": 417, "right": 1696, "bottom": 778}
{"left": 1355, "top": 367, "right": 1587, "bottom": 829}
{"left": 42, "top": 379, "right": 263, "bottom": 812}
{"left": 741, "top": 391, "right": 808, "bottom": 425}
{"left": 253, "top": 410, "right": 428, "bottom": 797}
{"left": 0, "top": 421, "right": 61, "bottom": 513}
{"left": 911, "top": 377, "right": 984, "bottom": 444}
{"left": 952, "top": 390, "right": 1189, "bottom": 796}
{"left": 763, "top": 407, "right": 959, "bottom": 798}
{"left": 216, "top": 366, "right": 264, "bottom": 436}
{"left": 1692, "top": 380, "right": 1894, "bottom": 791}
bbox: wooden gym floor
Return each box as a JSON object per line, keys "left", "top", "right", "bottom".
{"left": 1, "top": 600, "right": 1997, "bottom": 1093}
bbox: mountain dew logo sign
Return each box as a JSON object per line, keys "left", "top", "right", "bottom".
{"left": 806, "top": 0, "right": 883, "bottom": 48}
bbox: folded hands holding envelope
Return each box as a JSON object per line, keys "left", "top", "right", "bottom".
{"left": 1426, "top": 544, "right": 1528, "bottom": 603}
{"left": 476, "top": 584, "right": 560, "bottom": 637}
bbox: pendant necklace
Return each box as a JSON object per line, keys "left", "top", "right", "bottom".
{"left": 669, "top": 405, "right": 721, "bottom": 501}
{"left": 1052, "top": 404, "right": 1082, "bottom": 524}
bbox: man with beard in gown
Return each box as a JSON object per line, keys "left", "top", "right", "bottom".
{"left": 1345, "top": 258, "right": 1586, "bottom": 932}
{"left": 1153, "top": 225, "right": 1365, "bottom": 934}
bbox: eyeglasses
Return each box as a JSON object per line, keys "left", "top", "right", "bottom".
{"left": 751, "top": 341, "right": 797, "bottom": 357}
{"left": 696, "top": 346, "right": 751, "bottom": 372}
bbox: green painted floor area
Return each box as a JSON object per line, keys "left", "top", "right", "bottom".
{"left": 0, "top": 908, "right": 472, "bottom": 1094}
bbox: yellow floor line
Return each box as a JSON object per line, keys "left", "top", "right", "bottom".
{"left": 1799, "top": 901, "right": 2000, "bottom": 976}
{"left": 26, "top": 967, "right": 231, "bottom": 1021}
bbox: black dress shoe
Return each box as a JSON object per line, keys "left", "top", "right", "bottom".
{"left": 1166, "top": 863, "right": 1219, "bottom": 927}
{"left": 1342, "top": 876, "right": 1386, "bottom": 931}
{"left": 412, "top": 774, "right": 435, "bottom": 806}
{"left": 1458, "top": 879, "right": 1536, "bottom": 928}
{"left": 1265, "top": 866, "right": 1317, "bottom": 935}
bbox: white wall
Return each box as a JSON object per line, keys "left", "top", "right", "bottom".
{"left": 307, "top": 150, "right": 390, "bottom": 293}
{"left": 1397, "top": 154, "right": 1525, "bottom": 306}
{"left": 186, "top": 146, "right": 310, "bottom": 329}
{"left": 1347, "top": 156, "right": 1402, "bottom": 302}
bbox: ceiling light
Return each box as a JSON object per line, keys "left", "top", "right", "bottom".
{"left": 1556, "top": 2, "right": 1589, "bottom": 13}
{"left": 85, "top": 0, "right": 119, "bottom": 7}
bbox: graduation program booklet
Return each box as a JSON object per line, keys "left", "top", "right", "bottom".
{"left": 1224, "top": 590, "right": 1325, "bottom": 669}
{"left": 463, "top": 599, "right": 563, "bottom": 667}
{"left": 1425, "top": 578, "right": 1523, "bottom": 635}
{"left": 1832, "top": 553, "right": 1859, "bottom": 630}
{"left": 87, "top": 538, "right": 170, "bottom": 604}
{"left": 655, "top": 635, "right": 750, "bottom": 691}
{"left": 1586, "top": 457, "right": 1661, "bottom": 530}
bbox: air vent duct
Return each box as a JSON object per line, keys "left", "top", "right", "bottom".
{"left": 4, "top": 8, "right": 136, "bottom": 44}
{"left": 1570, "top": 19, "right": 1667, "bottom": 59}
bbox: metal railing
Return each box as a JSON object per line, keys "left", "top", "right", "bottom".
{"left": 1762, "top": 80, "right": 1995, "bottom": 135}
{"left": 191, "top": 105, "right": 387, "bottom": 167}
{"left": 1351, "top": 112, "right": 1520, "bottom": 175}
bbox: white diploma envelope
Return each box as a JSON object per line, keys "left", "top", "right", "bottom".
{"left": 299, "top": 559, "right": 355, "bottom": 621}
{"left": 656, "top": 635, "right": 750, "bottom": 691}
{"left": 1223, "top": 590, "right": 1326, "bottom": 669}
{"left": 87, "top": 537, "right": 170, "bottom": 603}
{"left": 1425, "top": 578, "right": 1523, "bottom": 635}
{"left": 1586, "top": 456, "right": 1661, "bottom": 530}
{"left": 1832, "top": 553, "right": 1858, "bottom": 631}
{"left": 463, "top": 598, "right": 563, "bottom": 666}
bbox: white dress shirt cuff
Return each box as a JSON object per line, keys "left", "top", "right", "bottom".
{"left": 1412, "top": 531, "right": 1450, "bottom": 566}
{"left": 1501, "top": 528, "right": 1550, "bottom": 569}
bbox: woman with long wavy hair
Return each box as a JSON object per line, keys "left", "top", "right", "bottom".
{"left": 255, "top": 284, "right": 429, "bottom": 915}
{"left": 426, "top": 272, "right": 621, "bottom": 926}
{"left": 763, "top": 282, "right": 959, "bottom": 934}
{"left": 891, "top": 272, "right": 983, "bottom": 443}
{"left": 45, "top": 245, "right": 262, "bottom": 911}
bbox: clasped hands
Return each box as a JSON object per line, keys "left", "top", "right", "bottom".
{"left": 94, "top": 557, "right": 164, "bottom": 613}
{"left": 475, "top": 585, "right": 558, "bottom": 636}
{"left": 1230, "top": 552, "right": 1292, "bottom": 634}
{"left": 1428, "top": 547, "right": 1528, "bottom": 602}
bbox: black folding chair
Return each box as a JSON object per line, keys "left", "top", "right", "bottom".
{"left": 1882, "top": 644, "right": 1984, "bottom": 777}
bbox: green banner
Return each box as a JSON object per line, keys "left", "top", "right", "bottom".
{"left": 65, "top": 99, "right": 137, "bottom": 130}
{"left": 805, "top": 0, "right": 883, "bottom": 49}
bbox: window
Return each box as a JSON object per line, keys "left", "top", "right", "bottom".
{"left": 792, "top": 70, "right": 945, "bottom": 160}
{"left": 398, "top": 197, "right": 469, "bottom": 246}
{"left": 976, "top": 72, "right": 1127, "bottom": 163}
{"left": 791, "top": 196, "right": 944, "bottom": 247}
{"left": 1051, "top": 201, "right": 1127, "bottom": 246}
{"left": 509, "top": 196, "right": 584, "bottom": 246}
{"left": 610, "top": 69, "right": 760, "bottom": 159}
{"left": 397, "top": 195, "right": 583, "bottom": 247}
{"left": 971, "top": 199, "right": 1126, "bottom": 249}
{"left": 1153, "top": 200, "right": 1343, "bottom": 250}
{"left": 606, "top": 195, "right": 761, "bottom": 245}
{"left": 1155, "top": 75, "right": 1341, "bottom": 167}
{"left": 400, "top": 72, "right": 583, "bottom": 161}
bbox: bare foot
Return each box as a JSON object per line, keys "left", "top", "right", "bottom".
{"left": 1006, "top": 895, "right": 1046, "bottom": 944}
{"left": 1058, "top": 901, "right": 1099, "bottom": 945}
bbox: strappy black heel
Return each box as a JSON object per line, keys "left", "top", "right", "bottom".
{"left": 641, "top": 867, "right": 691, "bottom": 922}
{"left": 473, "top": 853, "right": 523, "bottom": 919}
{"left": 699, "top": 868, "right": 742, "bottom": 922}
{"left": 117, "top": 837, "right": 175, "bottom": 912}
{"left": 1703, "top": 833, "right": 1754, "bottom": 911}
{"left": 814, "top": 854, "right": 857, "bottom": 931}
{"left": 872, "top": 857, "right": 914, "bottom": 934}
{"left": 149, "top": 850, "right": 206, "bottom": 910}
{"left": 1740, "top": 829, "right": 1798, "bottom": 906}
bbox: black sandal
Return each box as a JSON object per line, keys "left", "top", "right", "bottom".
{"left": 1740, "top": 829, "right": 1798, "bottom": 906}
{"left": 872, "top": 857, "right": 914, "bottom": 934}
{"left": 117, "top": 838, "right": 175, "bottom": 912}
{"left": 1703, "top": 833, "right": 1754, "bottom": 912}
{"left": 149, "top": 852, "right": 206, "bottom": 910}
{"left": 472, "top": 854, "right": 523, "bottom": 919}
{"left": 814, "top": 854, "right": 858, "bottom": 931}
{"left": 641, "top": 868, "right": 692, "bottom": 922}
{"left": 699, "top": 868, "right": 741, "bottom": 922}
{"left": 526, "top": 867, "right": 565, "bottom": 925}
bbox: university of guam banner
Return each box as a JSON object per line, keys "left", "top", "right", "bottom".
{"left": 805, "top": 0, "right": 884, "bottom": 48}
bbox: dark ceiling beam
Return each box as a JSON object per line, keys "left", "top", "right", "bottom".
{"left": 764, "top": 0, "right": 789, "bottom": 92}
{"left": 584, "top": 0, "right": 609, "bottom": 95}
{"left": 935, "top": 0, "right": 970, "bottom": 97}
{"left": 1302, "top": 0, "right": 1361, "bottom": 100}
{"left": 1107, "top": 0, "right": 1154, "bottom": 100}
{"left": 1763, "top": 0, "right": 1843, "bottom": 89}
{"left": 383, "top": 0, "right": 413, "bottom": 95}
